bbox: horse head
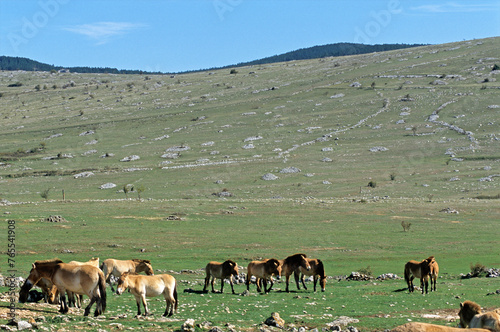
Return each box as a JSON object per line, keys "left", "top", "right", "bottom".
{"left": 266, "top": 258, "right": 281, "bottom": 279}
{"left": 458, "top": 301, "right": 482, "bottom": 328}
{"left": 116, "top": 272, "right": 131, "bottom": 295}
{"left": 19, "top": 263, "right": 42, "bottom": 303}
{"left": 137, "top": 260, "right": 154, "bottom": 275}
{"left": 223, "top": 260, "right": 238, "bottom": 276}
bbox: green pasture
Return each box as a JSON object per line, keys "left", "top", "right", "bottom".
{"left": 0, "top": 37, "right": 499, "bottom": 330}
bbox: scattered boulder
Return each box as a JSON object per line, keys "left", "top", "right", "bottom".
{"left": 44, "top": 215, "right": 67, "bottom": 222}
{"left": 262, "top": 173, "right": 278, "bottom": 181}
{"left": 74, "top": 171, "right": 94, "bottom": 179}
{"left": 280, "top": 167, "right": 301, "bottom": 174}
{"left": 369, "top": 146, "right": 388, "bottom": 152}
{"left": 181, "top": 319, "right": 195, "bottom": 332}
{"left": 264, "top": 312, "right": 285, "bottom": 329}
{"left": 120, "top": 155, "right": 140, "bottom": 162}
{"left": 100, "top": 183, "right": 116, "bottom": 189}
{"left": 440, "top": 207, "right": 459, "bottom": 214}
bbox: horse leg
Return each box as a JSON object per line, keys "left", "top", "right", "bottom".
{"left": 141, "top": 294, "right": 149, "bottom": 316}
{"left": 313, "top": 275, "right": 318, "bottom": 292}
{"left": 134, "top": 295, "right": 142, "bottom": 316}
{"left": 294, "top": 270, "right": 301, "bottom": 290}
{"left": 229, "top": 276, "right": 235, "bottom": 294}
{"left": 59, "top": 291, "right": 69, "bottom": 314}
{"left": 163, "top": 293, "right": 174, "bottom": 317}
{"left": 219, "top": 278, "right": 224, "bottom": 293}
{"left": 302, "top": 274, "right": 308, "bottom": 291}
{"left": 203, "top": 275, "right": 210, "bottom": 293}
{"left": 285, "top": 274, "right": 291, "bottom": 293}
{"left": 84, "top": 296, "right": 96, "bottom": 316}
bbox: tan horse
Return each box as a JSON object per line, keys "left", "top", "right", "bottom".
{"left": 281, "top": 253, "right": 311, "bottom": 292}
{"left": 66, "top": 258, "right": 101, "bottom": 308}
{"left": 429, "top": 257, "right": 439, "bottom": 292}
{"left": 101, "top": 258, "right": 154, "bottom": 291}
{"left": 116, "top": 272, "right": 177, "bottom": 317}
{"left": 294, "top": 258, "right": 326, "bottom": 292}
{"left": 459, "top": 300, "right": 500, "bottom": 330}
{"left": 19, "top": 259, "right": 106, "bottom": 316}
{"left": 404, "top": 256, "right": 434, "bottom": 294}
{"left": 390, "top": 322, "right": 491, "bottom": 331}
{"left": 246, "top": 258, "right": 281, "bottom": 293}
{"left": 203, "top": 260, "right": 239, "bottom": 294}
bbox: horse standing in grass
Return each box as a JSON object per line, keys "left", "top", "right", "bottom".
{"left": 116, "top": 272, "right": 177, "bottom": 317}
{"left": 67, "top": 257, "right": 101, "bottom": 308}
{"left": 458, "top": 300, "right": 500, "bottom": 330}
{"left": 246, "top": 258, "right": 281, "bottom": 293}
{"left": 294, "top": 258, "right": 326, "bottom": 292}
{"left": 281, "top": 253, "right": 311, "bottom": 292}
{"left": 404, "top": 256, "right": 434, "bottom": 294}
{"left": 429, "top": 257, "right": 439, "bottom": 292}
{"left": 203, "top": 260, "right": 239, "bottom": 294}
{"left": 19, "top": 259, "right": 106, "bottom": 316}
{"left": 101, "top": 258, "right": 153, "bottom": 291}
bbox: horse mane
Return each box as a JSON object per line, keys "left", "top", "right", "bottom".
{"left": 132, "top": 259, "right": 151, "bottom": 264}
{"left": 223, "top": 259, "right": 236, "bottom": 267}
{"left": 316, "top": 259, "right": 326, "bottom": 277}
{"left": 34, "top": 258, "right": 63, "bottom": 266}
{"left": 460, "top": 301, "right": 482, "bottom": 326}
{"left": 426, "top": 256, "right": 435, "bottom": 262}
{"left": 266, "top": 258, "right": 279, "bottom": 266}
{"left": 284, "top": 253, "right": 307, "bottom": 265}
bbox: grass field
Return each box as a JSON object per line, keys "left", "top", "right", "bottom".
{"left": 1, "top": 37, "right": 499, "bottom": 331}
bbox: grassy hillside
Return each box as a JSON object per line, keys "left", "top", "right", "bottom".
{"left": 0, "top": 37, "right": 499, "bottom": 331}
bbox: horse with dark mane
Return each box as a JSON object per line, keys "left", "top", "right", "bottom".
{"left": 203, "top": 260, "right": 238, "bottom": 294}
{"left": 281, "top": 253, "right": 311, "bottom": 292}
{"left": 294, "top": 258, "right": 326, "bottom": 292}
{"left": 101, "top": 258, "right": 153, "bottom": 291}
{"left": 246, "top": 258, "right": 281, "bottom": 293}
{"left": 404, "top": 256, "right": 434, "bottom": 294}
{"left": 19, "top": 259, "right": 106, "bottom": 316}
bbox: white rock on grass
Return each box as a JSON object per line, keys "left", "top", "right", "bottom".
{"left": 369, "top": 146, "right": 388, "bottom": 152}
{"left": 100, "top": 183, "right": 116, "bottom": 189}
{"left": 280, "top": 167, "right": 301, "bottom": 174}
{"left": 74, "top": 171, "right": 94, "bottom": 179}
{"left": 120, "top": 155, "right": 140, "bottom": 162}
{"left": 262, "top": 173, "right": 278, "bottom": 181}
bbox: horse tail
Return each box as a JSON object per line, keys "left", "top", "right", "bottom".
{"left": 173, "top": 280, "right": 178, "bottom": 312}
{"left": 98, "top": 272, "right": 107, "bottom": 313}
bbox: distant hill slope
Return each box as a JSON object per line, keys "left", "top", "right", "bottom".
{"left": 0, "top": 43, "right": 425, "bottom": 74}
{"left": 231, "top": 42, "right": 426, "bottom": 68}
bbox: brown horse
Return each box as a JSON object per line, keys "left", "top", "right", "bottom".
{"left": 390, "top": 322, "right": 491, "bottom": 331}
{"left": 281, "top": 253, "right": 311, "bottom": 292}
{"left": 404, "top": 256, "right": 434, "bottom": 294}
{"left": 459, "top": 300, "right": 500, "bottom": 330}
{"left": 429, "top": 257, "right": 439, "bottom": 292}
{"left": 101, "top": 258, "right": 154, "bottom": 291}
{"left": 116, "top": 272, "right": 177, "bottom": 317}
{"left": 293, "top": 258, "right": 326, "bottom": 292}
{"left": 246, "top": 258, "right": 281, "bottom": 293}
{"left": 19, "top": 259, "right": 106, "bottom": 316}
{"left": 203, "top": 260, "right": 238, "bottom": 294}
{"left": 66, "top": 258, "right": 101, "bottom": 308}
{"left": 34, "top": 278, "right": 59, "bottom": 304}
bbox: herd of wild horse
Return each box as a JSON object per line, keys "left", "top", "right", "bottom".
{"left": 17, "top": 254, "right": 500, "bottom": 330}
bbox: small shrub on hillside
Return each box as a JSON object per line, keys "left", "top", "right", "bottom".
{"left": 367, "top": 180, "right": 376, "bottom": 188}
{"left": 358, "top": 266, "right": 373, "bottom": 277}
{"left": 230, "top": 69, "right": 238, "bottom": 74}
{"left": 8, "top": 82, "right": 23, "bottom": 87}
{"left": 390, "top": 173, "right": 396, "bottom": 181}
{"left": 40, "top": 188, "right": 51, "bottom": 200}
{"left": 492, "top": 64, "right": 500, "bottom": 71}
{"left": 469, "top": 262, "right": 488, "bottom": 277}
{"left": 401, "top": 220, "right": 411, "bottom": 232}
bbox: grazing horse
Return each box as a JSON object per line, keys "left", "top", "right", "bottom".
{"left": 458, "top": 300, "right": 500, "bottom": 330}
{"left": 281, "top": 253, "right": 311, "bottom": 292}
{"left": 19, "top": 259, "right": 106, "bottom": 317}
{"left": 66, "top": 257, "right": 101, "bottom": 308}
{"left": 116, "top": 272, "right": 177, "bottom": 317}
{"left": 294, "top": 258, "right": 326, "bottom": 292}
{"left": 34, "top": 278, "right": 59, "bottom": 304}
{"left": 404, "top": 256, "right": 434, "bottom": 294}
{"left": 390, "top": 322, "right": 491, "bottom": 331}
{"left": 246, "top": 258, "right": 281, "bottom": 293}
{"left": 429, "top": 257, "right": 439, "bottom": 292}
{"left": 101, "top": 258, "right": 154, "bottom": 291}
{"left": 203, "top": 260, "right": 239, "bottom": 294}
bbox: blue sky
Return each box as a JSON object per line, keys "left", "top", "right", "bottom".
{"left": 1, "top": 0, "right": 499, "bottom": 73}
